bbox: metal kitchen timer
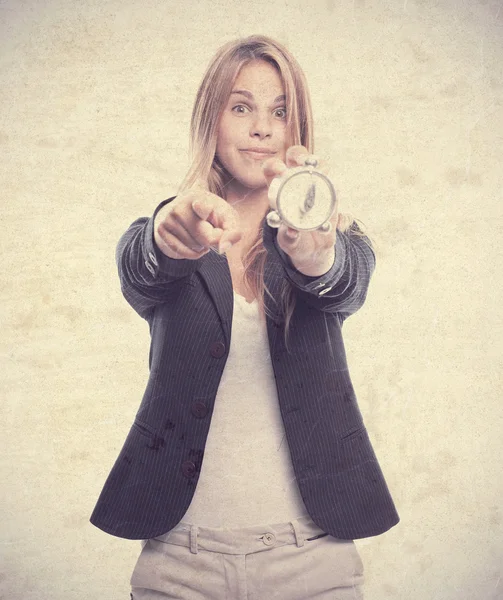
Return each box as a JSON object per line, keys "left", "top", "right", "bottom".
{"left": 266, "top": 157, "right": 337, "bottom": 232}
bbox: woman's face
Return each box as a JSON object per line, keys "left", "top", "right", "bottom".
{"left": 216, "top": 59, "right": 289, "bottom": 193}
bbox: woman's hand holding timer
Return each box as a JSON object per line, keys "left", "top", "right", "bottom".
{"left": 263, "top": 145, "right": 339, "bottom": 278}
{"left": 154, "top": 185, "right": 243, "bottom": 260}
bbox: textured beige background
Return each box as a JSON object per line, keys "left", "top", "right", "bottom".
{"left": 1, "top": 0, "right": 502, "bottom": 598}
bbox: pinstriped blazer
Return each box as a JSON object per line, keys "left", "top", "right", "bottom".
{"left": 90, "top": 197, "right": 399, "bottom": 541}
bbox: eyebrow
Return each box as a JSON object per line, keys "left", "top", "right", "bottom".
{"left": 230, "top": 89, "right": 286, "bottom": 103}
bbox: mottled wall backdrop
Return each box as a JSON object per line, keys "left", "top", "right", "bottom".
{"left": 1, "top": 0, "right": 502, "bottom": 598}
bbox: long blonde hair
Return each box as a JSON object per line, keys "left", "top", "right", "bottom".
{"left": 180, "top": 35, "right": 366, "bottom": 348}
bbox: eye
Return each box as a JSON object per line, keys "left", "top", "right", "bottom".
{"left": 274, "top": 107, "right": 287, "bottom": 120}
{"left": 232, "top": 104, "right": 250, "bottom": 115}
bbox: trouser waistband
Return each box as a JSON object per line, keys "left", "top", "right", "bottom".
{"left": 151, "top": 515, "right": 328, "bottom": 555}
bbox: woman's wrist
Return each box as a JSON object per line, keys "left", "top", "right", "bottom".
{"left": 291, "top": 248, "right": 336, "bottom": 278}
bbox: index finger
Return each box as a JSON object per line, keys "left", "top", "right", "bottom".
{"left": 191, "top": 193, "right": 235, "bottom": 228}
{"left": 191, "top": 193, "right": 242, "bottom": 244}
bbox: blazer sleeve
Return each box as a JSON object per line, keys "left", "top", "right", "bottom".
{"left": 116, "top": 197, "right": 206, "bottom": 320}
{"left": 262, "top": 219, "right": 376, "bottom": 320}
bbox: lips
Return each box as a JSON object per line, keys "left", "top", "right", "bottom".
{"left": 240, "top": 148, "right": 277, "bottom": 159}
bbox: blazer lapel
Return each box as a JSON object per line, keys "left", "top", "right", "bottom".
{"left": 196, "top": 241, "right": 285, "bottom": 347}
{"left": 197, "top": 250, "right": 234, "bottom": 344}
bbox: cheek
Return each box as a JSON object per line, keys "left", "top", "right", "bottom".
{"left": 277, "top": 127, "right": 289, "bottom": 158}
{"left": 216, "top": 120, "right": 238, "bottom": 157}
{"left": 215, "top": 126, "right": 225, "bottom": 156}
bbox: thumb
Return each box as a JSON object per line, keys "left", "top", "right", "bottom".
{"left": 192, "top": 177, "right": 209, "bottom": 193}
{"left": 191, "top": 195, "right": 214, "bottom": 222}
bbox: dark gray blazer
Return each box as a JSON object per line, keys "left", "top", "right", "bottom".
{"left": 90, "top": 197, "right": 399, "bottom": 540}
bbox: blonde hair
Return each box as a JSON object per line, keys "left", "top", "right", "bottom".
{"left": 180, "top": 34, "right": 367, "bottom": 349}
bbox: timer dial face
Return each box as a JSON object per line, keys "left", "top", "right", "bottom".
{"left": 276, "top": 170, "right": 336, "bottom": 230}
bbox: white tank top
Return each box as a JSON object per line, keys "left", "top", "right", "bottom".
{"left": 179, "top": 291, "right": 309, "bottom": 527}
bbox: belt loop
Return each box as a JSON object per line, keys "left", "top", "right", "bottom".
{"left": 290, "top": 519, "right": 305, "bottom": 547}
{"left": 190, "top": 525, "right": 199, "bottom": 554}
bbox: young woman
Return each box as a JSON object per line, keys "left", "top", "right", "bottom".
{"left": 90, "top": 35, "right": 399, "bottom": 599}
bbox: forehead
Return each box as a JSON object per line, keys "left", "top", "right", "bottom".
{"left": 232, "top": 59, "right": 284, "bottom": 96}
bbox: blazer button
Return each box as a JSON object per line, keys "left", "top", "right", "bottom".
{"left": 191, "top": 401, "right": 208, "bottom": 418}
{"left": 181, "top": 461, "right": 196, "bottom": 478}
{"left": 210, "top": 341, "right": 225, "bottom": 358}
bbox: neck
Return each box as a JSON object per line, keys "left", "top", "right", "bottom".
{"left": 225, "top": 183, "right": 269, "bottom": 233}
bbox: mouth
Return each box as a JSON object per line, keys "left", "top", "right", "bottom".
{"left": 240, "top": 149, "right": 277, "bottom": 160}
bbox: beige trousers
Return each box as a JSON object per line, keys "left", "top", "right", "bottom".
{"left": 130, "top": 515, "right": 364, "bottom": 599}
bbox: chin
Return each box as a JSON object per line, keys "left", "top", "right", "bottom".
{"left": 237, "top": 176, "right": 268, "bottom": 193}
{"left": 223, "top": 169, "right": 268, "bottom": 193}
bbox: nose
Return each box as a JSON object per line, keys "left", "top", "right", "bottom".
{"left": 250, "top": 111, "right": 272, "bottom": 140}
